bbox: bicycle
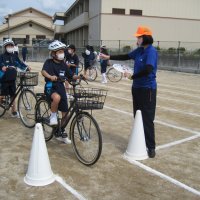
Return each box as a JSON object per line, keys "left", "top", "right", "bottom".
{"left": 35, "top": 76, "right": 107, "bottom": 166}
{"left": 85, "top": 62, "right": 123, "bottom": 82}
{"left": 0, "top": 70, "right": 38, "bottom": 128}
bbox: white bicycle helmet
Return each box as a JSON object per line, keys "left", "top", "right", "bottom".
{"left": 48, "top": 40, "right": 66, "bottom": 51}
{"left": 3, "top": 39, "right": 15, "bottom": 47}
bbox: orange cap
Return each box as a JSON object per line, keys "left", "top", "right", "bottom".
{"left": 134, "top": 26, "right": 152, "bottom": 37}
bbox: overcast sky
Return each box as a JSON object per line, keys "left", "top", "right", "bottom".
{"left": 0, "top": 0, "right": 76, "bottom": 24}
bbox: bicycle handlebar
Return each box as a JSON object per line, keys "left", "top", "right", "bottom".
{"left": 57, "top": 74, "right": 88, "bottom": 86}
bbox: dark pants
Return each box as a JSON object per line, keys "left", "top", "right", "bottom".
{"left": 22, "top": 53, "right": 27, "bottom": 62}
{"left": 132, "top": 87, "right": 157, "bottom": 150}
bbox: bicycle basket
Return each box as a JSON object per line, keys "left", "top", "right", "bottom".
{"left": 16, "top": 72, "right": 39, "bottom": 86}
{"left": 69, "top": 87, "right": 108, "bottom": 110}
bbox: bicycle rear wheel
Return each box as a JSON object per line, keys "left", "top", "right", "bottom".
{"left": 87, "top": 67, "right": 98, "bottom": 81}
{"left": 107, "top": 67, "right": 123, "bottom": 82}
{"left": 70, "top": 112, "right": 102, "bottom": 166}
{"left": 0, "top": 104, "right": 6, "bottom": 117}
{"left": 18, "top": 90, "right": 37, "bottom": 128}
{"left": 35, "top": 99, "right": 53, "bottom": 141}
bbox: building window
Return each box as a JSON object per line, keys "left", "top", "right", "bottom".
{"left": 112, "top": 8, "right": 125, "bottom": 15}
{"left": 130, "top": 9, "right": 142, "bottom": 16}
{"left": 36, "top": 35, "right": 46, "bottom": 39}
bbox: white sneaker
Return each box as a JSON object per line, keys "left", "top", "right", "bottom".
{"left": 49, "top": 115, "right": 58, "bottom": 126}
{"left": 56, "top": 136, "right": 71, "bottom": 144}
{"left": 11, "top": 111, "right": 20, "bottom": 118}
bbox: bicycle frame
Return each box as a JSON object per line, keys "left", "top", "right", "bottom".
{"left": 1, "top": 84, "right": 25, "bottom": 110}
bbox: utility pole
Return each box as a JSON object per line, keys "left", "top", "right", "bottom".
{"left": 7, "top": 14, "right": 10, "bottom": 38}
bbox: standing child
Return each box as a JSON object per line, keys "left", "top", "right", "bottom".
{"left": 66, "top": 44, "right": 79, "bottom": 75}
{"left": 100, "top": 45, "right": 110, "bottom": 84}
{"left": 82, "top": 45, "right": 95, "bottom": 78}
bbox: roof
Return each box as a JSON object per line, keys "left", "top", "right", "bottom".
{"left": 0, "top": 19, "right": 54, "bottom": 33}
{"left": 4, "top": 7, "right": 52, "bottom": 19}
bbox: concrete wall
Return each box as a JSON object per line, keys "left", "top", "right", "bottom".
{"left": 88, "top": 0, "right": 101, "bottom": 41}
{"left": 100, "top": 14, "right": 200, "bottom": 43}
{"left": 101, "top": 0, "right": 200, "bottom": 19}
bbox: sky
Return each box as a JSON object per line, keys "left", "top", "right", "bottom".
{"left": 0, "top": 0, "right": 76, "bottom": 24}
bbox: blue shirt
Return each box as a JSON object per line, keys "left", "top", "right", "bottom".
{"left": 128, "top": 45, "right": 157, "bottom": 89}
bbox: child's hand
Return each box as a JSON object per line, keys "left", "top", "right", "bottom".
{"left": 2, "top": 66, "right": 7, "bottom": 71}
{"left": 50, "top": 75, "right": 57, "bottom": 81}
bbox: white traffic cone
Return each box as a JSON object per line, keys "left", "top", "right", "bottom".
{"left": 124, "top": 110, "right": 148, "bottom": 160}
{"left": 24, "top": 123, "right": 55, "bottom": 186}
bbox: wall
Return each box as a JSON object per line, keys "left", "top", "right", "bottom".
{"left": 101, "top": 0, "right": 200, "bottom": 19}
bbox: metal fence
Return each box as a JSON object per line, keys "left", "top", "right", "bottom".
{"left": 0, "top": 40, "right": 200, "bottom": 73}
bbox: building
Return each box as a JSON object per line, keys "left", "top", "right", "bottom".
{"left": 54, "top": 0, "right": 200, "bottom": 50}
{"left": 0, "top": 7, "right": 54, "bottom": 46}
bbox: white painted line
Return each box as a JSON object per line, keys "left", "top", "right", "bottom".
{"left": 156, "top": 106, "right": 200, "bottom": 117}
{"left": 90, "top": 82, "right": 200, "bottom": 106}
{"left": 158, "top": 83, "right": 200, "bottom": 94}
{"left": 104, "top": 105, "right": 200, "bottom": 136}
{"left": 119, "top": 82, "right": 200, "bottom": 94}
{"left": 158, "top": 96, "right": 200, "bottom": 106}
{"left": 123, "top": 156, "right": 200, "bottom": 197}
{"left": 107, "top": 95, "right": 200, "bottom": 117}
{"left": 155, "top": 120, "right": 200, "bottom": 136}
{"left": 159, "top": 89, "right": 200, "bottom": 100}
{"left": 156, "top": 135, "right": 200, "bottom": 150}
{"left": 55, "top": 175, "right": 87, "bottom": 200}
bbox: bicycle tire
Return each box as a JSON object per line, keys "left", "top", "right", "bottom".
{"left": 70, "top": 112, "right": 102, "bottom": 166}
{"left": 35, "top": 99, "right": 54, "bottom": 141}
{"left": 78, "top": 61, "right": 84, "bottom": 74}
{"left": 0, "top": 104, "right": 6, "bottom": 117}
{"left": 87, "top": 67, "right": 98, "bottom": 82}
{"left": 107, "top": 67, "right": 123, "bottom": 82}
{"left": 18, "top": 89, "right": 37, "bottom": 128}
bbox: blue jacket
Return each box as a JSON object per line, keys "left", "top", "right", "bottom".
{"left": 0, "top": 52, "right": 27, "bottom": 81}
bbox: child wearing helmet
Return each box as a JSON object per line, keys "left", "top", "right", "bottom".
{"left": 0, "top": 39, "right": 29, "bottom": 118}
{"left": 41, "top": 40, "right": 81, "bottom": 144}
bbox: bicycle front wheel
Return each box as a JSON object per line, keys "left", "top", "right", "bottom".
{"left": 70, "top": 112, "right": 102, "bottom": 166}
{"left": 35, "top": 99, "right": 53, "bottom": 141}
{"left": 78, "top": 61, "right": 84, "bottom": 74}
{"left": 107, "top": 67, "right": 123, "bottom": 82}
{"left": 0, "top": 104, "right": 6, "bottom": 117}
{"left": 18, "top": 90, "right": 37, "bottom": 128}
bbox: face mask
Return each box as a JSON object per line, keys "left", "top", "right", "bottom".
{"left": 85, "top": 49, "right": 90, "bottom": 55}
{"left": 68, "top": 49, "right": 72, "bottom": 54}
{"left": 6, "top": 47, "right": 14, "bottom": 53}
{"left": 56, "top": 53, "right": 65, "bottom": 60}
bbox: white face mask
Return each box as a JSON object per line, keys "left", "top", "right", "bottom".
{"left": 6, "top": 47, "right": 14, "bottom": 53}
{"left": 56, "top": 53, "right": 65, "bottom": 60}
{"left": 85, "top": 49, "right": 90, "bottom": 55}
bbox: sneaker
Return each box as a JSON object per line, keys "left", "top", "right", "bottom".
{"left": 56, "top": 136, "right": 71, "bottom": 144}
{"left": 11, "top": 111, "right": 20, "bottom": 118}
{"left": 61, "top": 131, "right": 71, "bottom": 144}
{"left": 49, "top": 115, "right": 58, "bottom": 126}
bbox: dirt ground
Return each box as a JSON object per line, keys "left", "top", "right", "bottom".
{"left": 0, "top": 62, "right": 200, "bottom": 200}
